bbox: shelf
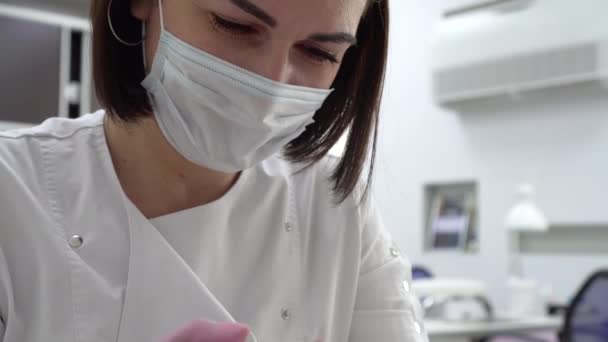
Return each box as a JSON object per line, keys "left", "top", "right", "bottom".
{"left": 519, "top": 223, "right": 608, "bottom": 255}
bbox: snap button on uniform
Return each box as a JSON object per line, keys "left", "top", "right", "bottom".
{"left": 69, "top": 235, "right": 83, "bottom": 248}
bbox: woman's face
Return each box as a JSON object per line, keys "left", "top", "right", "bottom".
{"left": 133, "top": 0, "right": 368, "bottom": 89}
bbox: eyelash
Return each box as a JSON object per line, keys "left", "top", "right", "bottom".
{"left": 300, "top": 45, "right": 339, "bottom": 64}
{"left": 210, "top": 13, "right": 258, "bottom": 36}
{"left": 209, "top": 13, "right": 340, "bottom": 65}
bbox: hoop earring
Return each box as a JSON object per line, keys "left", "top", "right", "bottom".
{"left": 107, "top": 0, "right": 145, "bottom": 47}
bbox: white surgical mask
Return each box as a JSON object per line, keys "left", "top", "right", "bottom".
{"left": 141, "top": 0, "right": 333, "bottom": 172}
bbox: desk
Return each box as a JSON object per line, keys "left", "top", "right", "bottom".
{"left": 426, "top": 316, "right": 563, "bottom": 342}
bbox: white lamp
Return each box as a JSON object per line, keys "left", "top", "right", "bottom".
{"left": 505, "top": 183, "right": 548, "bottom": 232}
{"left": 505, "top": 183, "right": 549, "bottom": 316}
{"left": 505, "top": 183, "right": 548, "bottom": 278}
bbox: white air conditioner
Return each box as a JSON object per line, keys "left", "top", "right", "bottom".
{"left": 432, "top": 0, "right": 608, "bottom": 109}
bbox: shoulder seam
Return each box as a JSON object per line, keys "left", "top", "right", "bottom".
{"left": 0, "top": 121, "right": 103, "bottom": 142}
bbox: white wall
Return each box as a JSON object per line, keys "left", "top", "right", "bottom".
{"left": 376, "top": 0, "right": 608, "bottom": 309}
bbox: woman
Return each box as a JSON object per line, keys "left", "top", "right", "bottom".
{"left": 0, "top": 0, "right": 426, "bottom": 341}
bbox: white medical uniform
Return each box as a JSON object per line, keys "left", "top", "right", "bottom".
{"left": 0, "top": 111, "right": 427, "bottom": 342}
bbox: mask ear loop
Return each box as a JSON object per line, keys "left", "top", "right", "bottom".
{"left": 142, "top": 23, "right": 148, "bottom": 70}
{"left": 143, "top": 0, "right": 166, "bottom": 71}
{"left": 158, "top": 0, "right": 166, "bottom": 32}
{"left": 107, "top": 0, "right": 145, "bottom": 46}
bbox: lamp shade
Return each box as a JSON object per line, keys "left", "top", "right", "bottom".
{"left": 505, "top": 183, "right": 548, "bottom": 232}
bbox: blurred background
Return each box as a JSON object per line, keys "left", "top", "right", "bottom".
{"left": 1, "top": 0, "right": 606, "bottom": 341}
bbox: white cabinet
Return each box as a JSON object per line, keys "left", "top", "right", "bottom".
{"left": 0, "top": 1, "right": 93, "bottom": 125}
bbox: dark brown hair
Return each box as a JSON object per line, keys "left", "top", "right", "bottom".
{"left": 91, "top": 0, "right": 389, "bottom": 203}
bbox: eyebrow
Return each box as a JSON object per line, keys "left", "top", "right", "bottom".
{"left": 229, "top": 0, "right": 357, "bottom": 46}
{"left": 229, "top": 0, "right": 277, "bottom": 27}
{"left": 308, "top": 32, "right": 358, "bottom": 46}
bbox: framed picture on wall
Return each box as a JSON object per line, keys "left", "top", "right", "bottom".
{"left": 424, "top": 182, "right": 478, "bottom": 253}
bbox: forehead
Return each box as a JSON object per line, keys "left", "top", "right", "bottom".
{"left": 237, "top": 0, "right": 368, "bottom": 33}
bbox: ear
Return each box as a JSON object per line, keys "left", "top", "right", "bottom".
{"left": 131, "top": 0, "right": 155, "bottom": 21}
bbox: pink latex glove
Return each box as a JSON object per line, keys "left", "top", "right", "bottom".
{"left": 161, "top": 319, "right": 251, "bottom": 342}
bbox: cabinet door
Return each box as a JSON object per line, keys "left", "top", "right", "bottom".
{"left": 0, "top": 15, "right": 61, "bottom": 125}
